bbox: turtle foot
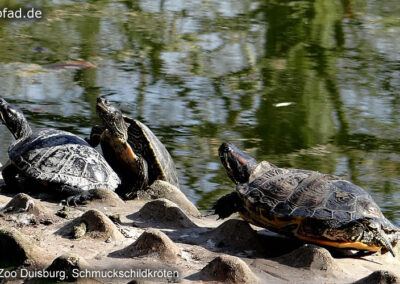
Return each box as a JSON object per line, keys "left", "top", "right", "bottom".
{"left": 65, "top": 191, "right": 93, "bottom": 206}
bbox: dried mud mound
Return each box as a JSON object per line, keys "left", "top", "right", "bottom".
{"left": 88, "top": 187, "right": 125, "bottom": 207}
{"left": 57, "top": 209, "right": 124, "bottom": 241}
{"left": 137, "top": 180, "right": 200, "bottom": 217}
{"left": 132, "top": 198, "right": 197, "bottom": 228}
{"left": 46, "top": 253, "right": 89, "bottom": 282}
{"left": 197, "top": 219, "right": 260, "bottom": 251}
{"left": 115, "top": 229, "right": 181, "bottom": 261}
{"left": 199, "top": 255, "right": 258, "bottom": 284}
{"left": 276, "top": 244, "right": 339, "bottom": 272}
{"left": 353, "top": 270, "right": 400, "bottom": 284}
{"left": 0, "top": 228, "right": 48, "bottom": 268}
{"left": 0, "top": 193, "right": 57, "bottom": 225}
{"left": 1, "top": 193, "right": 40, "bottom": 213}
{"left": 197, "top": 219, "right": 303, "bottom": 257}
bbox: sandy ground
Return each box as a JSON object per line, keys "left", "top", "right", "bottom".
{"left": 0, "top": 170, "right": 399, "bottom": 284}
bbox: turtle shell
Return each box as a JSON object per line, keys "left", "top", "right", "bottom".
{"left": 237, "top": 164, "right": 385, "bottom": 226}
{"left": 9, "top": 129, "right": 120, "bottom": 191}
{"left": 123, "top": 116, "right": 179, "bottom": 188}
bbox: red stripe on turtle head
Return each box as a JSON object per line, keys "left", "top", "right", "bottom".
{"left": 232, "top": 151, "right": 248, "bottom": 166}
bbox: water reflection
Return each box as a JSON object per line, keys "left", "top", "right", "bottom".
{"left": 0, "top": 0, "right": 399, "bottom": 225}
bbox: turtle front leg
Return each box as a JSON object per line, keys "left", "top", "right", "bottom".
{"left": 85, "top": 125, "right": 106, "bottom": 147}
{"left": 1, "top": 161, "right": 23, "bottom": 192}
{"left": 135, "top": 155, "right": 148, "bottom": 192}
{"left": 212, "top": 192, "right": 243, "bottom": 219}
{"left": 59, "top": 185, "right": 93, "bottom": 206}
{"left": 120, "top": 156, "right": 149, "bottom": 200}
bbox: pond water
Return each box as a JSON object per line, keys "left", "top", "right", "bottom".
{"left": 0, "top": 0, "right": 399, "bottom": 225}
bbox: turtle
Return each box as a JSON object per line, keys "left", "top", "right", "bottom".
{"left": 86, "top": 97, "right": 179, "bottom": 199}
{"left": 0, "top": 98, "right": 120, "bottom": 205}
{"left": 213, "top": 142, "right": 400, "bottom": 256}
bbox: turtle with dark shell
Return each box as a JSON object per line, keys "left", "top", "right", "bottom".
{"left": 86, "top": 97, "right": 179, "bottom": 199}
{"left": 0, "top": 98, "right": 120, "bottom": 205}
{"left": 213, "top": 142, "right": 400, "bottom": 256}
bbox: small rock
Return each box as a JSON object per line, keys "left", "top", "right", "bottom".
{"left": 121, "top": 229, "right": 181, "bottom": 260}
{"left": 0, "top": 228, "right": 46, "bottom": 267}
{"left": 56, "top": 206, "right": 79, "bottom": 219}
{"left": 46, "top": 253, "right": 89, "bottom": 282}
{"left": 277, "top": 244, "right": 337, "bottom": 272}
{"left": 138, "top": 180, "right": 200, "bottom": 217}
{"left": 108, "top": 213, "right": 122, "bottom": 224}
{"left": 72, "top": 222, "right": 87, "bottom": 239}
{"left": 199, "top": 255, "right": 258, "bottom": 284}
{"left": 136, "top": 199, "right": 196, "bottom": 228}
{"left": 353, "top": 270, "right": 399, "bottom": 284}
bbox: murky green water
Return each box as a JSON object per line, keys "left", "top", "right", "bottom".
{"left": 0, "top": 0, "right": 399, "bottom": 225}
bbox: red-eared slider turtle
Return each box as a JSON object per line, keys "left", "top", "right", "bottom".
{"left": 86, "top": 97, "right": 179, "bottom": 199}
{"left": 213, "top": 142, "right": 400, "bottom": 256}
{"left": 0, "top": 98, "right": 120, "bottom": 204}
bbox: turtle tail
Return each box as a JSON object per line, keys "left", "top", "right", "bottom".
{"left": 212, "top": 192, "right": 243, "bottom": 219}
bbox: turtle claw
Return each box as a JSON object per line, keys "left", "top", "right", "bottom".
{"left": 378, "top": 235, "right": 395, "bottom": 257}
{"left": 65, "top": 192, "right": 92, "bottom": 207}
{"left": 66, "top": 195, "right": 79, "bottom": 207}
{"left": 60, "top": 185, "right": 93, "bottom": 206}
{"left": 87, "top": 125, "right": 105, "bottom": 147}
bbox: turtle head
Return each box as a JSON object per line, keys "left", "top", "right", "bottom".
{"left": 218, "top": 142, "right": 258, "bottom": 184}
{"left": 338, "top": 218, "right": 396, "bottom": 257}
{"left": 96, "top": 97, "right": 128, "bottom": 142}
{"left": 364, "top": 219, "right": 396, "bottom": 257}
{"left": 0, "top": 98, "right": 32, "bottom": 140}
